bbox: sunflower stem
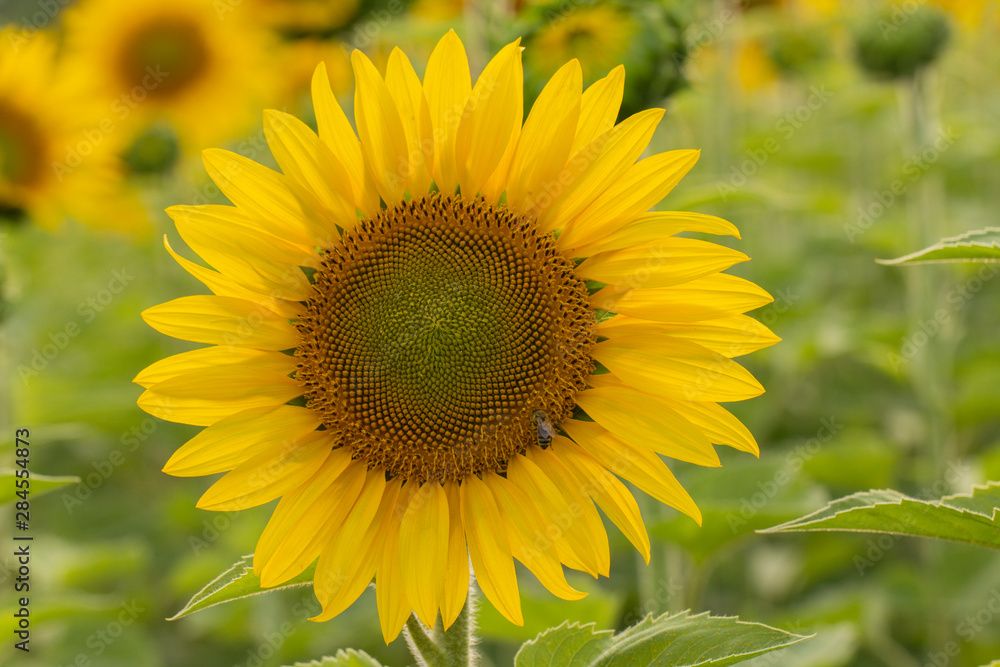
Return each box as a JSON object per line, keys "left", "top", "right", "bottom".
{"left": 404, "top": 615, "right": 446, "bottom": 667}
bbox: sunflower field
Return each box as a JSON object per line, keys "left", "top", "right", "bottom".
{"left": 3, "top": 0, "right": 1000, "bottom": 666}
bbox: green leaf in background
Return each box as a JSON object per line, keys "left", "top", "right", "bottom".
{"left": 1, "top": 469, "right": 80, "bottom": 505}
{"left": 514, "top": 612, "right": 810, "bottom": 667}
{"left": 876, "top": 227, "right": 1000, "bottom": 264}
{"left": 761, "top": 483, "right": 1000, "bottom": 548}
{"left": 283, "top": 650, "right": 384, "bottom": 667}
{"left": 169, "top": 554, "right": 317, "bottom": 620}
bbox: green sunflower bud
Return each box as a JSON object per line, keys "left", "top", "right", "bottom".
{"left": 124, "top": 123, "right": 179, "bottom": 175}
{"left": 854, "top": 3, "right": 950, "bottom": 80}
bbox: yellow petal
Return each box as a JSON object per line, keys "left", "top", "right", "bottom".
{"left": 263, "top": 110, "right": 357, "bottom": 238}
{"left": 660, "top": 399, "right": 759, "bottom": 456}
{"left": 575, "top": 386, "right": 719, "bottom": 466}
{"left": 196, "top": 430, "right": 332, "bottom": 510}
{"left": 550, "top": 437, "right": 650, "bottom": 563}
{"left": 162, "top": 236, "right": 300, "bottom": 320}
{"left": 536, "top": 108, "right": 663, "bottom": 233}
{"left": 591, "top": 274, "right": 774, "bottom": 322}
{"left": 352, "top": 50, "right": 409, "bottom": 205}
{"left": 312, "top": 63, "right": 380, "bottom": 217}
{"left": 576, "top": 237, "right": 748, "bottom": 289}
{"left": 572, "top": 65, "right": 625, "bottom": 156}
{"left": 399, "top": 483, "right": 450, "bottom": 626}
{"left": 572, "top": 211, "right": 740, "bottom": 257}
{"left": 484, "top": 473, "right": 587, "bottom": 601}
{"left": 142, "top": 295, "right": 298, "bottom": 350}
{"left": 163, "top": 404, "right": 322, "bottom": 476}
{"left": 423, "top": 30, "right": 472, "bottom": 194}
{"left": 256, "top": 453, "right": 365, "bottom": 586}
{"left": 558, "top": 150, "right": 700, "bottom": 249}
{"left": 440, "top": 481, "right": 469, "bottom": 629}
{"left": 594, "top": 333, "right": 765, "bottom": 402}
{"left": 598, "top": 314, "right": 780, "bottom": 358}
{"left": 377, "top": 482, "right": 420, "bottom": 643}
{"left": 455, "top": 39, "right": 523, "bottom": 197}
{"left": 561, "top": 418, "right": 701, "bottom": 524}
{"left": 167, "top": 204, "right": 317, "bottom": 300}
{"left": 506, "top": 454, "right": 601, "bottom": 576}
{"left": 385, "top": 47, "right": 434, "bottom": 196}
{"left": 311, "top": 470, "right": 393, "bottom": 621}
{"left": 201, "top": 148, "right": 316, "bottom": 246}
{"left": 506, "top": 60, "right": 582, "bottom": 212}
{"left": 135, "top": 346, "right": 293, "bottom": 389}
{"left": 461, "top": 474, "right": 522, "bottom": 626}
{"left": 526, "top": 447, "right": 611, "bottom": 577}
{"left": 138, "top": 365, "right": 301, "bottom": 427}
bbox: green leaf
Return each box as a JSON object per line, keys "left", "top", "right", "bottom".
{"left": 760, "top": 483, "right": 1000, "bottom": 549}
{"left": 1, "top": 469, "right": 80, "bottom": 505}
{"left": 515, "top": 612, "right": 810, "bottom": 667}
{"left": 169, "top": 554, "right": 316, "bottom": 620}
{"left": 877, "top": 227, "right": 1000, "bottom": 265}
{"left": 285, "top": 650, "right": 384, "bottom": 667}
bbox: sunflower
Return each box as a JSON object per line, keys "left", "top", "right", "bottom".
{"left": 271, "top": 38, "right": 353, "bottom": 119}
{"left": 246, "top": 0, "right": 361, "bottom": 36}
{"left": 137, "top": 31, "right": 778, "bottom": 642}
{"left": 0, "top": 28, "right": 145, "bottom": 234}
{"left": 62, "top": 0, "right": 275, "bottom": 152}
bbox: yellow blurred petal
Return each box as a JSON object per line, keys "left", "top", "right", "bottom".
{"left": 256, "top": 453, "right": 365, "bottom": 586}
{"left": 461, "top": 474, "right": 522, "bottom": 626}
{"left": 594, "top": 333, "right": 764, "bottom": 402}
{"left": 660, "top": 399, "right": 759, "bottom": 456}
{"left": 484, "top": 473, "right": 587, "bottom": 601}
{"left": 196, "top": 430, "right": 331, "bottom": 510}
{"left": 572, "top": 65, "right": 625, "bottom": 156}
{"left": 399, "top": 483, "right": 450, "bottom": 626}
{"left": 506, "top": 454, "right": 601, "bottom": 576}
{"left": 377, "top": 482, "right": 419, "bottom": 643}
{"left": 311, "top": 470, "right": 394, "bottom": 621}
{"left": 423, "top": 29, "right": 471, "bottom": 194}
{"left": 561, "top": 418, "right": 701, "bottom": 524}
{"left": 352, "top": 50, "right": 409, "bottom": 205}
{"left": 575, "top": 386, "right": 719, "bottom": 466}
{"left": 440, "top": 481, "right": 469, "bottom": 629}
{"left": 162, "top": 237, "right": 300, "bottom": 320}
{"left": 141, "top": 295, "right": 298, "bottom": 350}
{"left": 576, "top": 237, "right": 748, "bottom": 289}
{"left": 138, "top": 365, "right": 301, "bottom": 427}
{"left": 598, "top": 314, "right": 780, "bottom": 358}
{"left": 506, "top": 60, "right": 582, "bottom": 212}
{"left": 385, "top": 48, "right": 434, "bottom": 196}
{"left": 550, "top": 438, "right": 650, "bottom": 563}
{"left": 455, "top": 39, "right": 523, "bottom": 197}
{"left": 167, "top": 204, "right": 317, "bottom": 301}
{"left": 591, "top": 274, "right": 774, "bottom": 322}
{"left": 312, "top": 63, "right": 380, "bottom": 217}
{"left": 537, "top": 108, "right": 663, "bottom": 232}
{"left": 572, "top": 211, "right": 740, "bottom": 256}
{"left": 558, "top": 150, "right": 701, "bottom": 249}
{"left": 525, "top": 447, "right": 610, "bottom": 577}
{"left": 201, "top": 148, "right": 316, "bottom": 247}
{"left": 263, "top": 110, "right": 357, "bottom": 237}
{"left": 162, "top": 404, "right": 322, "bottom": 476}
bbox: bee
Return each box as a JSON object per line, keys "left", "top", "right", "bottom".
{"left": 531, "top": 409, "right": 555, "bottom": 447}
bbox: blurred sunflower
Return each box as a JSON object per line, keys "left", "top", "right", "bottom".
{"left": 63, "top": 0, "right": 275, "bottom": 152}
{"left": 0, "top": 28, "right": 145, "bottom": 234}
{"left": 137, "top": 31, "right": 777, "bottom": 641}
{"left": 272, "top": 38, "right": 352, "bottom": 118}
{"left": 247, "top": 0, "right": 362, "bottom": 36}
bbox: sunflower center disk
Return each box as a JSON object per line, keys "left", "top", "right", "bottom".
{"left": 297, "top": 195, "right": 596, "bottom": 483}
{"left": 0, "top": 101, "right": 46, "bottom": 189}
{"left": 116, "top": 19, "right": 210, "bottom": 99}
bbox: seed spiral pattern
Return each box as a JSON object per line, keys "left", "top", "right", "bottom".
{"left": 296, "top": 194, "right": 596, "bottom": 482}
